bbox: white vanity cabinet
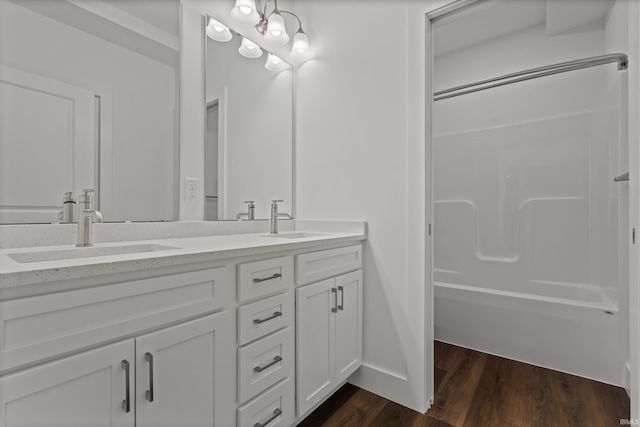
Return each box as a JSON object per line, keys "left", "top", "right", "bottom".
{"left": 135, "top": 313, "right": 230, "bottom": 427}
{"left": 295, "top": 245, "right": 363, "bottom": 417}
{"left": 0, "top": 339, "right": 135, "bottom": 427}
{"left": 0, "top": 312, "right": 231, "bottom": 427}
{"left": 0, "top": 233, "right": 366, "bottom": 427}
{"left": 0, "top": 268, "right": 235, "bottom": 427}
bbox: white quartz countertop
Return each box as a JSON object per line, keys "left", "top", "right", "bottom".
{"left": 0, "top": 227, "right": 366, "bottom": 290}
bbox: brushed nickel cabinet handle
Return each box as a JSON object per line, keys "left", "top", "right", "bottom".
{"left": 254, "top": 408, "right": 282, "bottom": 427}
{"left": 121, "top": 360, "right": 131, "bottom": 413}
{"left": 331, "top": 288, "right": 338, "bottom": 313}
{"left": 145, "top": 352, "right": 154, "bottom": 402}
{"left": 253, "top": 273, "right": 282, "bottom": 283}
{"left": 338, "top": 286, "right": 344, "bottom": 311}
{"left": 254, "top": 355, "right": 282, "bottom": 373}
{"left": 253, "top": 311, "right": 283, "bottom": 324}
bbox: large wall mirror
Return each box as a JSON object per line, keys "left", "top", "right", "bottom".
{"left": 205, "top": 15, "right": 294, "bottom": 221}
{"left": 0, "top": 0, "right": 180, "bottom": 224}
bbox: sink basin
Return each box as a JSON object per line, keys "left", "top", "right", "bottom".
{"left": 262, "top": 232, "right": 327, "bottom": 239}
{"left": 8, "top": 244, "right": 179, "bottom": 263}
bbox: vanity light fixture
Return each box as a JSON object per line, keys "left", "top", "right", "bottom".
{"left": 290, "top": 30, "right": 310, "bottom": 59}
{"left": 231, "top": 0, "right": 310, "bottom": 59}
{"left": 263, "top": 9, "right": 288, "bottom": 46}
{"left": 238, "top": 37, "right": 263, "bottom": 58}
{"left": 206, "top": 18, "right": 232, "bottom": 42}
{"left": 265, "top": 53, "right": 290, "bottom": 72}
{"left": 230, "top": 0, "right": 260, "bottom": 25}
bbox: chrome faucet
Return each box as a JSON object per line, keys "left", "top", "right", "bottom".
{"left": 236, "top": 201, "right": 255, "bottom": 221}
{"left": 57, "top": 191, "right": 76, "bottom": 223}
{"left": 270, "top": 200, "right": 292, "bottom": 234}
{"left": 76, "top": 189, "right": 103, "bottom": 247}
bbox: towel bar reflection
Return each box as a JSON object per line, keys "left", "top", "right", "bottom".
{"left": 615, "top": 172, "right": 629, "bottom": 182}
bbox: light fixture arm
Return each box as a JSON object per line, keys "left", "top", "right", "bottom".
{"left": 270, "top": 0, "right": 279, "bottom": 14}
{"left": 255, "top": 0, "right": 302, "bottom": 30}
{"left": 279, "top": 10, "right": 304, "bottom": 32}
{"left": 254, "top": 0, "right": 269, "bottom": 20}
{"left": 228, "top": 0, "right": 310, "bottom": 60}
{"left": 253, "top": 0, "right": 274, "bottom": 35}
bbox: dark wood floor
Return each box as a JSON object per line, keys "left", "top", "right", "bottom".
{"left": 299, "top": 341, "right": 630, "bottom": 427}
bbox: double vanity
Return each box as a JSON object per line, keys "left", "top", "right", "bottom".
{"left": 0, "top": 220, "right": 366, "bottom": 427}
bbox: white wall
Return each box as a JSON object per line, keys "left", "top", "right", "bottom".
{"left": 622, "top": 0, "right": 640, "bottom": 419}
{"left": 605, "top": 0, "right": 631, "bottom": 393}
{"left": 0, "top": 0, "right": 178, "bottom": 222}
{"left": 293, "top": 0, "right": 454, "bottom": 412}
{"left": 179, "top": 1, "right": 435, "bottom": 410}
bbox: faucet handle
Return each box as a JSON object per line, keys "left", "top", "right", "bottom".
{"left": 271, "top": 199, "right": 284, "bottom": 204}
{"left": 78, "top": 189, "right": 95, "bottom": 206}
{"left": 244, "top": 200, "right": 255, "bottom": 206}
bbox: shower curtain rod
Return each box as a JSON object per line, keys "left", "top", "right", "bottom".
{"left": 433, "top": 53, "right": 628, "bottom": 101}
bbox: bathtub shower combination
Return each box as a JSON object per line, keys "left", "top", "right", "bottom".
{"left": 433, "top": 51, "right": 629, "bottom": 386}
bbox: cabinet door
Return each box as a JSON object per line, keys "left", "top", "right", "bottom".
{"left": 296, "top": 278, "right": 336, "bottom": 416}
{"left": 0, "top": 340, "right": 134, "bottom": 427}
{"left": 135, "top": 311, "right": 234, "bottom": 427}
{"left": 335, "top": 270, "right": 363, "bottom": 383}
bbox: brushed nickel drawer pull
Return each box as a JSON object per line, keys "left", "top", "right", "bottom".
{"left": 145, "top": 352, "right": 154, "bottom": 402}
{"left": 338, "top": 286, "right": 344, "bottom": 311}
{"left": 253, "top": 273, "right": 282, "bottom": 283}
{"left": 253, "top": 311, "right": 283, "bottom": 324}
{"left": 254, "top": 408, "right": 282, "bottom": 427}
{"left": 254, "top": 355, "right": 282, "bottom": 373}
{"left": 121, "top": 360, "right": 131, "bottom": 413}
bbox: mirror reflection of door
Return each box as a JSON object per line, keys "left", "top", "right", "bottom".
{"left": 0, "top": 65, "right": 95, "bottom": 224}
{"left": 205, "top": 100, "right": 219, "bottom": 220}
{"left": 1, "top": 0, "right": 179, "bottom": 224}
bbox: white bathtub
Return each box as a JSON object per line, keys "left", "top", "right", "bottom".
{"left": 434, "top": 280, "right": 624, "bottom": 386}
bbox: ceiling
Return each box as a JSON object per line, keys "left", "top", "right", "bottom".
{"left": 101, "top": 0, "right": 179, "bottom": 37}
{"left": 434, "top": 0, "right": 613, "bottom": 57}
{"left": 8, "top": 0, "right": 180, "bottom": 66}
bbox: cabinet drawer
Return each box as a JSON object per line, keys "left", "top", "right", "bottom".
{"left": 296, "top": 245, "right": 362, "bottom": 286}
{"left": 238, "top": 292, "right": 293, "bottom": 346}
{"left": 0, "top": 267, "right": 229, "bottom": 373}
{"left": 238, "top": 256, "right": 293, "bottom": 303}
{"left": 237, "top": 378, "right": 294, "bottom": 427}
{"left": 238, "top": 327, "right": 293, "bottom": 404}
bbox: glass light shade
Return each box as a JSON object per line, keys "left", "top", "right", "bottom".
{"left": 238, "top": 37, "right": 263, "bottom": 58}
{"left": 230, "top": 0, "right": 259, "bottom": 26}
{"left": 264, "top": 12, "right": 289, "bottom": 46}
{"left": 206, "top": 19, "right": 232, "bottom": 42}
{"left": 290, "top": 31, "right": 310, "bottom": 59}
{"left": 265, "top": 53, "right": 290, "bottom": 72}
